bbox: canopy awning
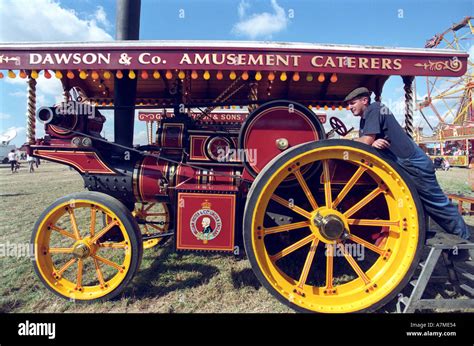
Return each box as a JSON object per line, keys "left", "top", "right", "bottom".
{"left": 0, "top": 40, "right": 468, "bottom": 106}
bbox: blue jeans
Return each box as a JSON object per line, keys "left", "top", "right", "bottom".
{"left": 396, "top": 146, "right": 470, "bottom": 240}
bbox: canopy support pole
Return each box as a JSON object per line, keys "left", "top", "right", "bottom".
{"left": 63, "top": 80, "right": 70, "bottom": 102}
{"left": 26, "top": 77, "right": 37, "bottom": 144}
{"left": 114, "top": 0, "right": 141, "bottom": 148}
{"left": 147, "top": 121, "right": 153, "bottom": 145}
{"left": 403, "top": 76, "right": 415, "bottom": 139}
{"left": 248, "top": 82, "right": 258, "bottom": 112}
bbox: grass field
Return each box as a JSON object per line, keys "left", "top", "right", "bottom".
{"left": 0, "top": 161, "right": 472, "bottom": 313}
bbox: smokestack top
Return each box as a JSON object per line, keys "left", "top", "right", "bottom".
{"left": 116, "top": 0, "right": 141, "bottom": 41}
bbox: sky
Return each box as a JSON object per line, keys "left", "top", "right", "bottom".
{"left": 0, "top": 0, "right": 472, "bottom": 147}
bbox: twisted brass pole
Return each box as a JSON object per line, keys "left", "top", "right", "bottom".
{"left": 27, "top": 77, "right": 37, "bottom": 144}
{"left": 248, "top": 82, "right": 258, "bottom": 113}
{"left": 403, "top": 76, "right": 415, "bottom": 139}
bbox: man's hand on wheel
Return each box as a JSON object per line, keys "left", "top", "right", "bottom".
{"left": 372, "top": 138, "right": 390, "bottom": 149}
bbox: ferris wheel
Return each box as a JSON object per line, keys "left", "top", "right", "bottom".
{"left": 416, "top": 16, "right": 473, "bottom": 131}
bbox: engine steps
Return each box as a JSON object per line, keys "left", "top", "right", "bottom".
{"left": 396, "top": 231, "right": 474, "bottom": 313}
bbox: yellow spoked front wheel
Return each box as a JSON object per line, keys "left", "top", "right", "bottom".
{"left": 32, "top": 192, "right": 143, "bottom": 302}
{"left": 134, "top": 202, "right": 171, "bottom": 249}
{"left": 243, "top": 139, "right": 425, "bottom": 313}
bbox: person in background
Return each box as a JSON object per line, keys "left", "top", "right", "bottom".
{"left": 27, "top": 154, "right": 35, "bottom": 173}
{"left": 442, "top": 158, "right": 450, "bottom": 171}
{"left": 7, "top": 149, "right": 18, "bottom": 173}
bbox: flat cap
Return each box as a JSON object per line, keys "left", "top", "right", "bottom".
{"left": 343, "top": 87, "right": 371, "bottom": 103}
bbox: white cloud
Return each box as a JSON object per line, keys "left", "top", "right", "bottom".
{"left": 9, "top": 90, "right": 26, "bottom": 98}
{"left": 90, "top": 5, "right": 112, "bottom": 31}
{"left": 0, "top": 0, "right": 113, "bottom": 146}
{"left": 232, "top": 0, "right": 288, "bottom": 40}
{"left": 0, "top": 126, "right": 25, "bottom": 137}
{"left": 0, "top": 112, "right": 12, "bottom": 120}
{"left": 134, "top": 130, "right": 148, "bottom": 145}
{"left": 238, "top": 0, "right": 251, "bottom": 18}
{"left": 94, "top": 6, "right": 109, "bottom": 26}
{"left": 5, "top": 75, "right": 64, "bottom": 105}
{"left": 0, "top": 0, "right": 113, "bottom": 42}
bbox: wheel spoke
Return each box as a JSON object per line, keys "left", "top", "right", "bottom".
{"left": 92, "top": 258, "right": 106, "bottom": 287}
{"left": 144, "top": 212, "right": 167, "bottom": 216}
{"left": 296, "top": 238, "right": 319, "bottom": 289}
{"left": 293, "top": 169, "right": 318, "bottom": 210}
{"left": 347, "top": 219, "right": 399, "bottom": 227}
{"left": 91, "top": 254, "right": 123, "bottom": 272}
{"left": 343, "top": 186, "right": 385, "bottom": 219}
{"left": 332, "top": 167, "right": 367, "bottom": 209}
{"left": 337, "top": 243, "right": 371, "bottom": 285}
{"left": 50, "top": 224, "right": 76, "bottom": 240}
{"left": 270, "top": 194, "right": 312, "bottom": 219}
{"left": 49, "top": 247, "right": 74, "bottom": 254}
{"left": 90, "top": 207, "right": 97, "bottom": 237}
{"left": 67, "top": 208, "right": 81, "bottom": 240}
{"left": 90, "top": 220, "right": 120, "bottom": 244}
{"left": 348, "top": 234, "right": 385, "bottom": 256}
{"left": 144, "top": 203, "right": 155, "bottom": 212}
{"left": 322, "top": 160, "right": 332, "bottom": 208}
{"left": 76, "top": 259, "right": 83, "bottom": 289}
{"left": 325, "top": 243, "right": 334, "bottom": 290}
{"left": 148, "top": 223, "right": 165, "bottom": 231}
{"left": 55, "top": 258, "right": 77, "bottom": 277}
{"left": 270, "top": 234, "right": 315, "bottom": 262}
{"left": 264, "top": 220, "right": 310, "bottom": 236}
{"left": 98, "top": 241, "right": 127, "bottom": 249}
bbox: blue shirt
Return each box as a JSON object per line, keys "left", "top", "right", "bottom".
{"left": 359, "top": 102, "right": 417, "bottom": 159}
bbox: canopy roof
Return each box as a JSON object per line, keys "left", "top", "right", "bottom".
{"left": 0, "top": 40, "right": 468, "bottom": 106}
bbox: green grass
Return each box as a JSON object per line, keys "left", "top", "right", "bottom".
{"left": 0, "top": 162, "right": 291, "bottom": 313}
{"left": 0, "top": 161, "right": 472, "bottom": 313}
{"left": 435, "top": 168, "right": 474, "bottom": 197}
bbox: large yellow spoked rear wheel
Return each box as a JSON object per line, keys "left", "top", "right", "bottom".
{"left": 31, "top": 191, "right": 143, "bottom": 302}
{"left": 134, "top": 202, "right": 171, "bottom": 249}
{"left": 243, "top": 139, "right": 425, "bottom": 313}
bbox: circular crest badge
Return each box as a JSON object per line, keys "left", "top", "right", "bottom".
{"left": 190, "top": 200, "right": 222, "bottom": 243}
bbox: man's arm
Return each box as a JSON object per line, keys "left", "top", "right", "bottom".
{"left": 355, "top": 135, "right": 391, "bottom": 149}
{"left": 355, "top": 135, "right": 376, "bottom": 145}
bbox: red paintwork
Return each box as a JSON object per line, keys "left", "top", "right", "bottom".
{"left": 138, "top": 111, "right": 249, "bottom": 124}
{"left": 0, "top": 42, "right": 467, "bottom": 77}
{"left": 135, "top": 155, "right": 168, "bottom": 201}
{"left": 176, "top": 192, "right": 236, "bottom": 252}
{"left": 158, "top": 123, "right": 185, "bottom": 148}
{"left": 190, "top": 134, "right": 241, "bottom": 163}
{"left": 190, "top": 135, "right": 208, "bottom": 161}
{"left": 243, "top": 106, "right": 321, "bottom": 174}
{"left": 175, "top": 165, "right": 238, "bottom": 187}
{"left": 135, "top": 154, "right": 239, "bottom": 202}
{"left": 241, "top": 169, "right": 254, "bottom": 182}
{"left": 33, "top": 149, "right": 114, "bottom": 174}
{"left": 15, "top": 42, "right": 455, "bottom": 253}
{"left": 175, "top": 183, "right": 238, "bottom": 192}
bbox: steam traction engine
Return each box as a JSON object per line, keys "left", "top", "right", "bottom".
{"left": 0, "top": 41, "right": 468, "bottom": 313}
